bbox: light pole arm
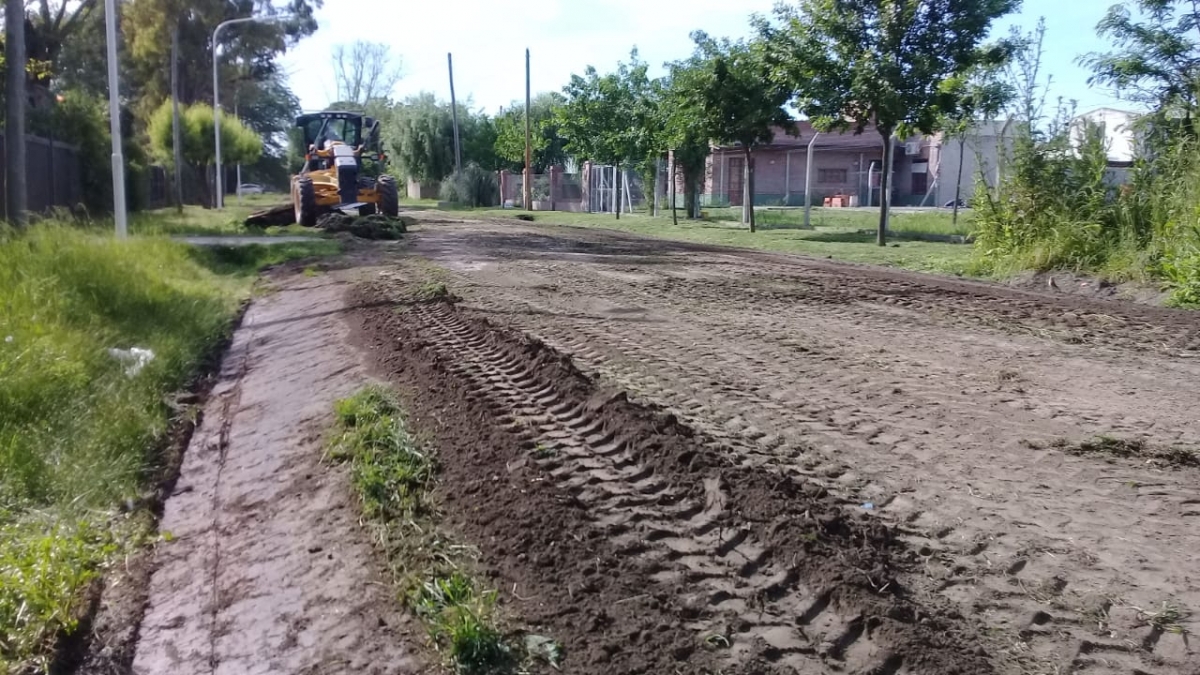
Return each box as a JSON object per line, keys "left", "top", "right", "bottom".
{"left": 212, "top": 16, "right": 279, "bottom": 209}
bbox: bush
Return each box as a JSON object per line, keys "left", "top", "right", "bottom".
{"left": 439, "top": 164, "right": 499, "bottom": 207}
{"left": 971, "top": 111, "right": 1200, "bottom": 305}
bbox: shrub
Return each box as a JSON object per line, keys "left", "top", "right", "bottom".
{"left": 439, "top": 164, "right": 499, "bottom": 207}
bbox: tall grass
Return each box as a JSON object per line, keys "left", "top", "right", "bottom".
{"left": 0, "top": 223, "right": 336, "bottom": 672}
{"left": 972, "top": 115, "right": 1200, "bottom": 305}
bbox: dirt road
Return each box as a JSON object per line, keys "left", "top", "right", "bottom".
{"left": 352, "top": 214, "right": 1200, "bottom": 675}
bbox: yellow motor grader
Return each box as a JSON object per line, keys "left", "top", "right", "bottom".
{"left": 290, "top": 111, "right": 399, "bottom": 225}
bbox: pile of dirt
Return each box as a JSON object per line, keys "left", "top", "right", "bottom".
{"left": 243, "top": 202, "right": 295, "bottom": 228}
{"left": 350, "top": 278, "right": 995, "bottom": 675}
{"left": 317, "top": 212, "right": 411, "bottom": 240}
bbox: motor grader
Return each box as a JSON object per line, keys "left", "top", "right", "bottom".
{"left": 290, "top": 111, "right": 399, "bottom": 226}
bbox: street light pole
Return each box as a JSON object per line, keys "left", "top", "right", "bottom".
{"left": 105, "top": 0, "right": 127, "bottom": 236}
{"left": 213, "top": 15, "right": 281, "bottom": 210}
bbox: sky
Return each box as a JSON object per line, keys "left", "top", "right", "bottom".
{"left": 278, "top": 0, "right": 1133, "bottom": 117}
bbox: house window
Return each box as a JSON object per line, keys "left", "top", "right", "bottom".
{"left": 817, "top": 168, "right": 848, "bottom": 184}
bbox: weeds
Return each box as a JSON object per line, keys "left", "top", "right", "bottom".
{"left": 1025, "top": 436, "right": 1198, "bottom": 468}
{"left": 1133, "top": 601, "right": 1191, "bottom": 635}
{"left": 328, "top": 386, "right": 531, "bottom": 673}
{"left": 413, "top": 281, "right": 458, "bottom": 304}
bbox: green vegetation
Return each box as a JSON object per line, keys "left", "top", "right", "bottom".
{"left": 969, "top": 15, "right": 1200, "bottom": 306}
{"left": 473, "top": 208, "right": 973, "bottom": 273}
{"left": 0, "top": 223, "right": 338, "bottom": 672}
{"left": 147, "top": 101, "right": 263, "bottom": 207}
{"left": 328, "top": 386, "right": 527, "bottom": 673}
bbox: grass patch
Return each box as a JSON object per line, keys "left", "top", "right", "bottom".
{"left": 0, "top": 220, "right": 339, "bottom": 673}
{"left": 328, "top": 386, "right": 541, "bottom": 673}
{"left": 1133, "top": 601, "right": 1191, "bottom": 635}
{"left": 469, "top": 208, "right": 974, "bottom": 274}
{"left": 183, "top": 240, "right": 342, "bottom": 277}
{"left": 128, "top": 195, "right": 311, "bottom": 237}
{"left": 1025, "top": 435, "right": 1199, "bottom": 468}
{"left": 412, "top": 281, "right": 458, "bottom": 304}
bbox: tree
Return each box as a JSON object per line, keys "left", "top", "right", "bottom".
{"left": 123, "top": 0, "right": 319, "bottom": 120}
{"left": 558, "top": 49, "right": 661, "bottom": 218}
{"left": 759, "top": 0, "right": 1019, "bottom": 244}
{"left": 332, "top": 40, "right": 402, "bottom": 108}
{"left": 149, "top": 100, "right": 262, "bottom": 206}
{"left": 670, "top": 33, "right": 794, "bottom": 231}
{"left": 658, "top": 72, "right": 711, "bottom": 220}
{"left": 495, "top": 92, "right": 567, "bottom": 172}
{"left": 940, "top": 62, "right": 1014, "bottom": 224}
{"left": 388, "top": 92, "right": 456, "bottom": 185}
{"left": 1082, "top": 1, "right": 1200, "bottom": 121}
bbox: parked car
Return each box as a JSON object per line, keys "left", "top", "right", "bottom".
{"left": 239, "top": 183, "right": 265, "bottom": 195}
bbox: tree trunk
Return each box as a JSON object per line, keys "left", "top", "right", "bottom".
{"left": 742, "top": 147, "right": 753, "bottom": 229}
{"left": 748, "top": 151, "right": 757, "bottom": 233}
{"left": 615, "top": 164, "right": 621, "bottom": 220}
{"left": 6, "top": 0, "right": 28, "bottom": 226}
{"left": 877, "top": 130, "right": 893, "bottom": 246}
{"left": 669, "top": 152, "right": 678, "bottom": 226}
{"left": 953, "top": 136, "right": 965, "bottom": 226}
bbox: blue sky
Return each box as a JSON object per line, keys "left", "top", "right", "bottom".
{"left": 279, "top": 0, "right": 1131, "bottom": 117}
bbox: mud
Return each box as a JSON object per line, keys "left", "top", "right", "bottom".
{"left": 359, "top": 214, "right": 1200, "bottom": 675}
{"left": 352, "top": 281, "right": 997, "bottom": 675}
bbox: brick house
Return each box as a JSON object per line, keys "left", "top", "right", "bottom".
{"left": 701, "top": 119, "right": 1003, "bottom": 208}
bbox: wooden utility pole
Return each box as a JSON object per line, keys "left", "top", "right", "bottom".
{"left": 172, "top": 24, "right": 184, "bottom": 213}
{"left": 523, "top": 48, "right": 532, "bottom": 211}
{"left": 5, "top": 0, "right": 27, "bottom": 225}
{"left": 448, "top": 53, "right": 461, "bottom": 174}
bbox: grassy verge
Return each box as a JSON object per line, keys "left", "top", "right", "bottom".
{"left": 128, "top": 195, "right": 320, "bottom": 237}
{"left": 328, "top": 386, "right": 559, "bottom": 673}
{"left": 0, "top": 222, "right": 339, "bottom": 673}
{"left": 470, "top": 208, "right": 974, "bottom": 274}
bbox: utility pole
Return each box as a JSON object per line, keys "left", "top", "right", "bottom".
{"left": 5, "top": 0, "right": 27, "bottom": 226}
{"left": 803, "top": 132, "right": 820, "bottom": 229}
{"left": 172, "top": 23, "right": 184, "bottom": 213}
{"left": 104, "top": 0, "right": 127, "bottom": 236}
{"left": 523, "top": 48, "right": 532, "bottom": 211}
{"left": 448, "top": 53, "right": 461, "bottom": 174}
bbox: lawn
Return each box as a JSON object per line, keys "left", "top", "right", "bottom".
{"left": 129, "top": 193, "right": 321, "bottom": 237}
{"left": 0, "top": 220, "right": 339, "bottom": 672}
{"left": 468, "top": 207, "right": 976, "bottom": 274}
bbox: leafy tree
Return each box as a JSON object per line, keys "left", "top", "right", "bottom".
{"left": 1082, "top": 1, "right": 1200, "bottom": 121}
{"left": 387, "top": 92, "right": 457, "bottom": 185}
{"left": 758, "top": 0, "right": 1019, "bottom": 244}
{"left": 939, "top": 61, "right": 1014, "bottom": 224}
{"left": 657, "top": 72, "right": 710, "bottom": 221}
{"left": 148, "top": 100, "right": 262, "bottom": 206}
{"left": 123, "top": 0, "right": 318, "bottom": 120}
{"left": 391, "top": 93, "right": 500, "bottom": 182}
{"left": 495, "top": 91, "right": 568, "bottom": 172}
{"left": 669, "top": 32, "right": 794, "bottom": 231}
{"left": 332, "top": 40, "right": 402, "bottom": 108}
{"left": 558, "top": 49, "right": 660, "bottom": 218}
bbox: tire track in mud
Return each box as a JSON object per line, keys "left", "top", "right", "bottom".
{"left": 360, "top": 279, "right": 997, "bottom": 675}
{"left": 400, "top": 259, "right": 1198, "bottom": 674}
